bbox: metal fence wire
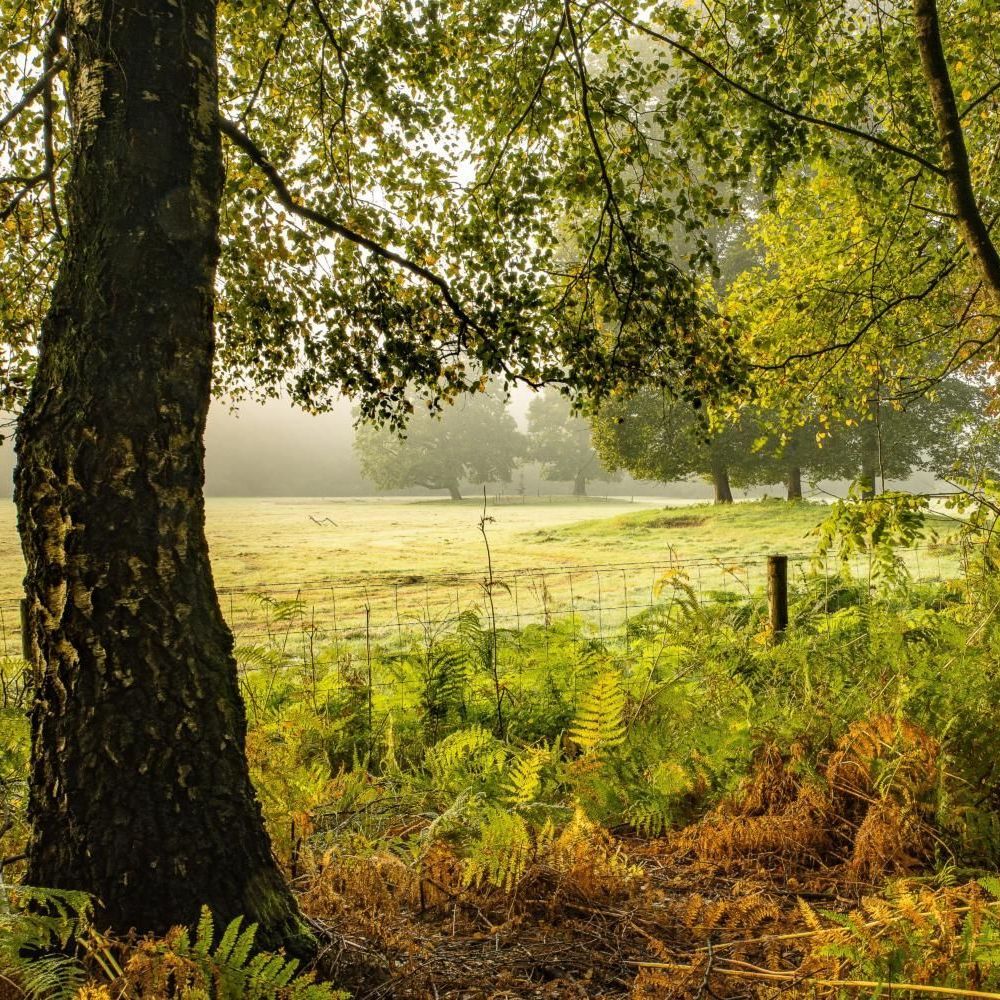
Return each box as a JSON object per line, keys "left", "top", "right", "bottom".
{"left": 0, "top": 542, "right": 970, "bottom": 672}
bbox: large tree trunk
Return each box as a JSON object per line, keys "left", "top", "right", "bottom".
{"left": 712, "top": 467, "right": 734, "bottom": 504}
{"left": 14, "top": 0, "right": 310, "bottom": 955}
{"left": 446, "top": 478, "right": 463, "bottom": 501}
{"left": 785, "top": 466, "right": 803, "bottom": 501}
{"left": 860, "top": 420, "right": 880, "bottom": 500}
{"left": 573, "top": 472, "right": 587, "bottom": 496}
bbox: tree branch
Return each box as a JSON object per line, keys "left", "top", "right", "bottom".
{"left": 219, "top": 116, "right": 480, "bottom": 336}
{"left": 238, "top": 0, "right": 297, "bottom": 125}
{"left": 478, "top": 11, "right": 567, "bottom": 190}
{"left": 960, "top": 79, "right": 1000, "bottom": 120}
{"left": 914, "top": 0, "right": 1000, "bottom": 301}
{"left": 0, "top": 173, "right": 48, "bottom": 225}
{"left": 593, "top": 0, "right": 947, "bottom": 178}
{"left": 0, "top": 57, "right": 66, "bottom": 135}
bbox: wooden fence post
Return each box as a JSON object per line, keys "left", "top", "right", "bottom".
{"left": 767, "top": 555, "right": 789, "bottom": 640}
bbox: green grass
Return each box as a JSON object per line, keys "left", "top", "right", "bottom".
{"left": 552, "top": 496, "right": 828, "bottom": 560}
{"left": 0, "top": 496, "right": 830, "bottom": 602}
{"left": 0, "top": 496, "right": 957, "bottom": 652}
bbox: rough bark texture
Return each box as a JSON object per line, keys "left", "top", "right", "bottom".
{"left": 914, "top": 0, "right": 1000, "bottom": 302}
{"left": 785, "top": 467, "right": 803, "bottom": 501}
{"left": 712, "top": 467, "right": 734, "bottom": 505}
{"left": 15, "top": 0, "right": 311, "bottom": 954}
{"left": 573, "top": 472, "right": 587, "bottom": 497}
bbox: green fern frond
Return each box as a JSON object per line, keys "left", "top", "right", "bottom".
{"left": 193, "top": 904, "right": 214, "bottom": 956}
{"left": 462, "top": 806, "right": 533, "bottom": 894}
{"left": 425, "top": 727, "right": 507, "bottom": 789}
{"left": 503, "top": 746, "right": 549, "bottom": 806}
{"left": 570, "top": 669, "right": 626, "bottom": 753}
{"left": 0, "top": 886, "right": 93, "bottom": 999}
{"left": 166, "top": 907, "right": 339, "bottom": 999}
{"left": 980, "top": 876, "right": 1000, "bottom": 900}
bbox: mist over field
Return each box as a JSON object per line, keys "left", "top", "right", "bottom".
{"left": 0, "top": 395, "right": 829, "bottom": 500}
{"left": 0, "top": 396, "right": 942, "bottom": 500}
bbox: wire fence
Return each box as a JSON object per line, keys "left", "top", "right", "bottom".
{"left": 0, "top": 541, "right": 968, "bottom": 664}
{"left": 0, "top": 541, "right": 978, "bottom": 738}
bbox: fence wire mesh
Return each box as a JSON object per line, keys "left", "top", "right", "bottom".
{"left": 0, "top": 542, "right": 970, "bottom": 725}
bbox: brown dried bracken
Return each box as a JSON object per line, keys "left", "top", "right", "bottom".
{"left": 265, "top": 715, "right": 972, "bottom": 998}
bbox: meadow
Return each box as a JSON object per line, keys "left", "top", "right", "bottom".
{"left": 0, "top": 496, "right": 838, "bottom": 656}
{"left": 0, "top": 495, "right": 827, "bottom": 600}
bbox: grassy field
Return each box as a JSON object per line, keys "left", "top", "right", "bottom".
{"left": 0, "top": 496, "right": 958, "bottom": 652}
{"left": 0, "top": 496, "right": 834, "bottom": 652}
{"left": 0, "top": 495, "right": 828, "bottom": 595}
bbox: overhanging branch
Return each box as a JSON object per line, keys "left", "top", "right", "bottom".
{"left": 593, "top": 0, "right": 947, "bottom": 179}
{"left": 219, "top": 116, "right": 480, "bottom": 336}
{"left": 0, "top": 57, "right": 67, "bottom": 135}
{"left": 914, "top": 0, "right": 1000, "bottom": 301}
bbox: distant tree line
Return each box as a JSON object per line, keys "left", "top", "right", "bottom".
{"left": 354, "top": 379, "right": 998, "bottom": 503}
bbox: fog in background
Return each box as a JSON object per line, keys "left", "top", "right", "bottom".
{"left": 0, "top": 396, "right": 935, "bottom": 500}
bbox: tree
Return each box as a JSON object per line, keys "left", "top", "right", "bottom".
{"left": 526, "top": 391, "right": 616, "bottom": 496}
{"left": 632, "top": 0, "right": 1000, "bottom": 385}
{"left": 744, "top": 376, "right": 1000, "bottom": 499}
{"left": 354, "top": 392, "right": 523, "bottom": 500}
{"left": 5, "top": 0, "right": 741, "bottom": 948}
{"left": 9, "top": 0, "right": 312, "bottom": 954}
{"left": 591, "top": 391, "right": 774, "bottom": 504}
{"left": 808, "top": 378, "right": 999, "bottom": 496}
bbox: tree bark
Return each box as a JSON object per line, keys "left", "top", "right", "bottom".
{"left": 712, "top": 467, "right": 734, "bottom": 504}
{"left": 14, "top": 0, "right": 310, "bottom": 955}
{"left": 914, "top": 0, "right": 1000, "bottom": 303}
{"left": 860, "top": 421, "right": 880, "bottom": 499}
{"left": 573, "top": 472, "right": 587, "bottom": 496}
{"left": 446, "top": 478, "right": 463, "bottom": 501}
{"left": 785, "top": 466, "right": 803, "bottom": 501}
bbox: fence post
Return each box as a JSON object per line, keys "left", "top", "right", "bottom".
{"left": 20, "top": 598, "right": 31, "bottom": 662}
{"left": 767, "top": 555, "right": 788, "bottom": 640}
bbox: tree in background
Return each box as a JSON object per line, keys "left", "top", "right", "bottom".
{"left": 355, "top": 392, "right": 523, "bottom": 500}
{"left": 803, "top": 379, "right": 999, "bottom": 497}
{"left": 526, "top": 391, "right": 616, "bottom": 497}
{"left": 591, "top": 391, "right": 773, "bottom": 504}
{"left": 728, "top": 377, "right": 1000, "bottom": 500}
